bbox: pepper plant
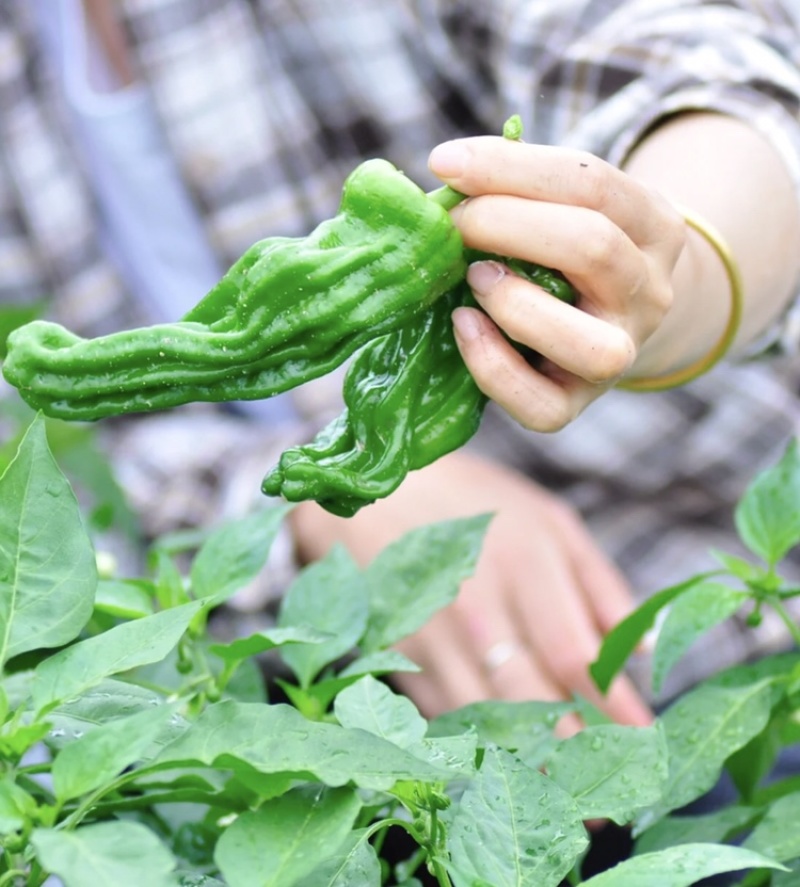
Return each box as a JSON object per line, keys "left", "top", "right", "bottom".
{"left": 2, "top": 412, "right": 800, "bottom": 886}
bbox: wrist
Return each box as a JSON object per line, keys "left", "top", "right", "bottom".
{"left": 620, "top": 206, "right": 743, "bottom": 391}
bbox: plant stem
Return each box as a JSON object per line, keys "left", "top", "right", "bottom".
{"left": 430, "top": 856, "right": 453, "bottom": 887}
{"left": 0, "top": 870, "right": 27, "bottom": 887}
{"left": 566, "top": 864, "right": 583, "bottom": 885}
{"left": 428, "top": 809, "right": 453, "bottom": 887}
{"left": 361, "top": 816, "right": 452, "bottom": 885}
{"left": 426, "top": 185, "right": 466, "bottom": 211}
{"left": 16, "top": 763, "right": 50, "bottom": 775}
{"left": 59, "top": 772, "right": 134, "bottom": 830}
{"left": 27, "top": 862, "right": 47, "bottom": 887}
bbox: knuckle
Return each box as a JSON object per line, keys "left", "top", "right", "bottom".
{"left": 659, "top": 198, "right": 689, "bottom": 253}
{"left": 649, "top": 277, "right": 674, "bottom": 319}
{"left": 580, "top": 217, "right": 625, "bottom": 274}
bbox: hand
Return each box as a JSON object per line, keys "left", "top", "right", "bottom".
{"left": 290, "top": 449, "right": 652, "bottom": 735}
{"left": 427, "top": 136, "right": 685, "bottom": 431}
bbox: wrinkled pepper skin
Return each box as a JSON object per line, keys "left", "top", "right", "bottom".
{"left": 263, "top": 256, "right": 574, "bottom": 517}
{"left": 2, "top": 159, "right": 466, "bottom": 421}
{"left": 262, "top": 284, "right": 487, "bottom": 517}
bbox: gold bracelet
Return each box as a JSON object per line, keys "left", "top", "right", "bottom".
{"left": 617, "top": 204, "right": 744, "bottom": 393}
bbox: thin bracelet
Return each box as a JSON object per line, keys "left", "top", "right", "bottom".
{"left": 617, "top": 204, "right": 744, "bottom": 393}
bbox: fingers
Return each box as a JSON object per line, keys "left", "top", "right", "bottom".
{"left": 451, "top": 195, "right": 674, "bottom": 333}
{"left": 505, "top": 538, "right": 652, "bottom": 730}
{"left": 547, "top": 496, "right": 640, "bottom": 634}
{"left": 465, "top": 262, "right": 638, "bottom": 378}
{"left": 451, "top": 305, "right": 599, "bottom": 433}
{"left": 457, "top": 574, "right": 568, "bottom": 705}
{"left": 395, "top": 613, "right": 491, "bottom": 717}
{"left": 429, "top": 136, "right": 684, "bottom": 255}
{"left": 395, "top": 543, "right": 652, "bottom": 735}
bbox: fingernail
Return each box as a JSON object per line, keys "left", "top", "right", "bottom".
{"left": 429, "top": 140, "right": 466, "bottom": 178}
{"left": 452, "top": 307, "right": 481, "bottom": 342}
{"left": 467, "top": 260, "right": 505, "bottom": 295}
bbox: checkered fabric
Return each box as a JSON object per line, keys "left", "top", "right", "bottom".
{"left": 2, "top": 0, "right": 800, "bottom": 697}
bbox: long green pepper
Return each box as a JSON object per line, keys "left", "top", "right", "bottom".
{"left": 3, "top": 159, "right": 465, "bottom": 419}
{"left": 3, "top": 116, "right": 574, "bottom": 516}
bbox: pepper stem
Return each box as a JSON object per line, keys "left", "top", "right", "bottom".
{"left": 426, "top": 115, "right": 524, "bottom": 210}
{"left": 426, "top": 184, "right": 466, "bottom": 211}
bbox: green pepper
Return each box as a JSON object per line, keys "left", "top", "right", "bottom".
{"left": 263, "top": 258, "right": 573, "bottom": 517}
{"left": 2, "top": 116, "right": 575, "bottom": 517}
{"left": 260, "top": 117, "right": 574, "bottom": 517}
{"left": 262, "top": 283, "right": 488, "bottom": 517}
{"left": 2, "top": 158, "right": 466, "bottom": 421}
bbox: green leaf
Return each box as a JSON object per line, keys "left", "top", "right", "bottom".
{"left": 294, "top": 829, "right": 381, "bottom": 886}
{"left": 223, "top": 655, "right": 267, "bottom": 703}
{"left": 154, "top": 551, "right": 189, "bottom": 609}
{"left": 208, "top": 625, "right": 331, "bottom": 666}
{"left": 706, "top": 652, "right": 800, "bottom": 693}
{"left": 429, "top": 700, "right": 573, "bottom": 769}
{"left": 52, "top": 422, "right": 140, "bottom": 540}
{"left": 52, "top": 703, "right": 180, "bottom": 802}
{"left": 726, "top": 716, "right": 785, "bottom": 802}
{"left": 735, "top": 438, "right": 800, "bottom": 565}
{"left": 636, "top": 679, "right": 777, "bottom": 832}
{"left": 94, "top": 579, "right": 154, "bottom": 619}
{"left": 44, "top": 678, "right": 180, "bottom": 750}
{"left": 31, "top": 600, "right": 203, "bottom": 712}
{"left": 633, "top": 805, "right": 761, "bottom": 856}
{"left": 0, "top": 719, "right": 51, "bottom": 759}
{"left": 362, "top": 514, "right": 492, "bottom": 652}
{"left": 590, "top": 573, "right": 715, "bottom": 694}
{"left": 32, "top": 821, "right": 177, "bottom": 887}
{"left": 190, "top": 505, "right": 291, "bottom": 602}
{"left": 278, "top": 651, "right": 420, "bottom": 719}
{"left": 743, "top": 792, "right": 800, "bottom": 864}
{"left": 214, "top": 786, "right": 361, "bottom": 887}
{"left": 651, "top": 582, "right": 749, "bottom": 694}
{"left": 154, "top": 699, "right": 452, "bottom": 791}
{"left": 545, "top": 724, "right": 668, "bottom": 824}
{"left": 1, "top": 669, "right": 32, "bottom": 713}
{"left": 580, "top": 843, "right": 787, "bottom": 886}
{"left": 0, "top": 414, "right": 96, "bottom": 667}
{"left": 407, "top": 732, "right": 479, "bottom": 776}
{"left": 0, "top": 777, "right": 36, "bottom": 834}
{"left": 447, "top": 746, "right": 588, "bottom": 887}
{"left": 711, "top": 549, "right": 760, "bottom": 581}
{"left": 339, "top": 650, "right": 420, "bottom": 679}
{"left": 334, "top": 675, "right": 427, "bottom": 748}
{"left": 278, "top": 545, "right": 369, "bottom": 687}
